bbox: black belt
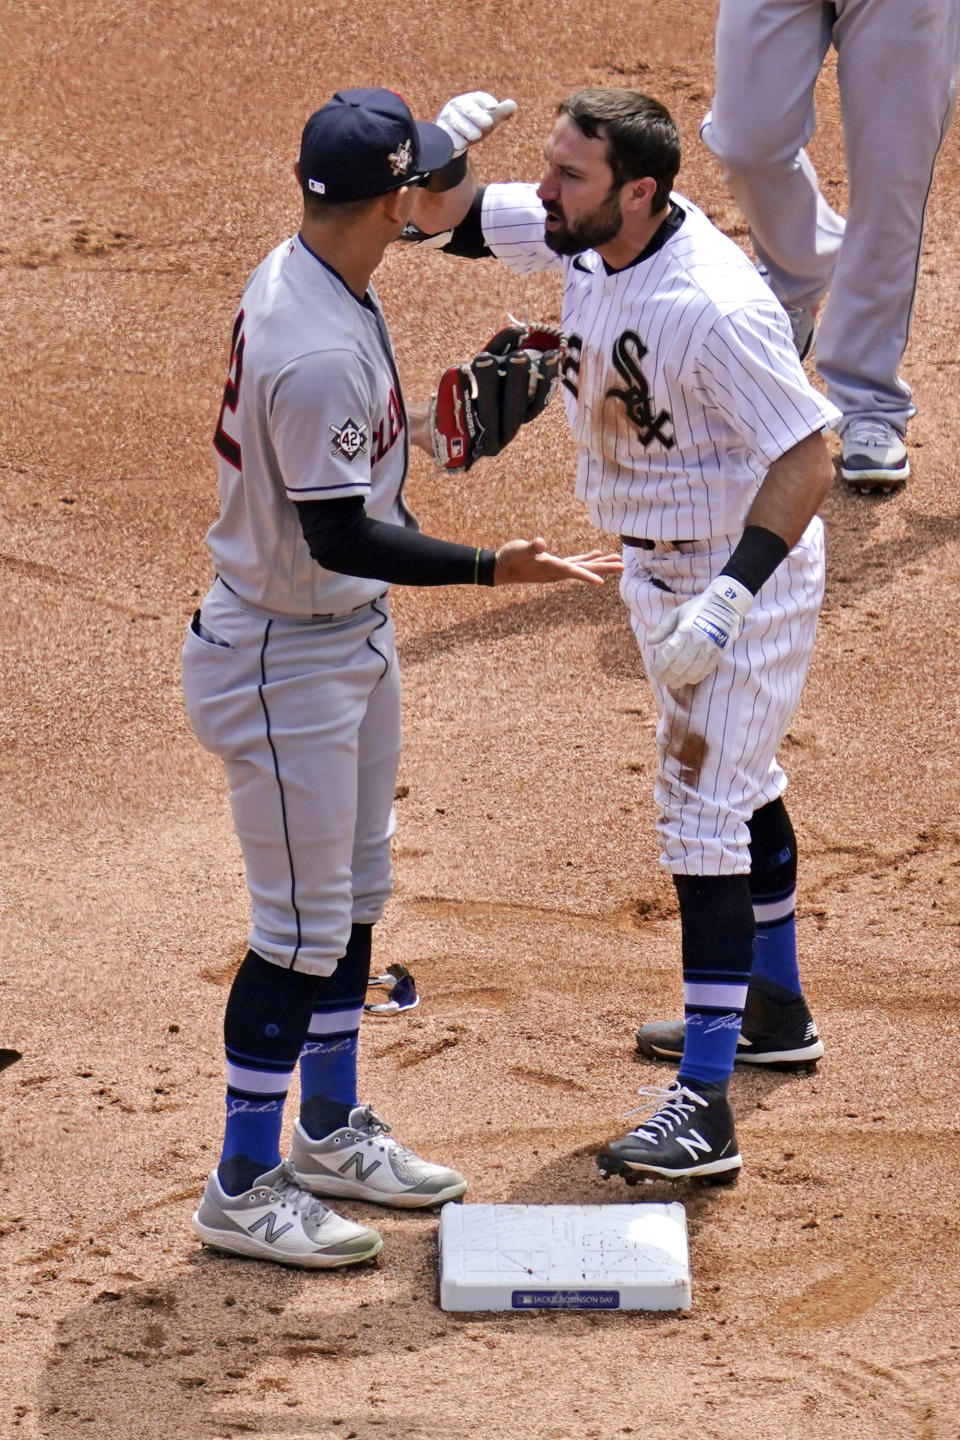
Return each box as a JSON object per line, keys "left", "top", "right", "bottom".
{"left": 620, "top": 535, "right": 693, "bottom": 550}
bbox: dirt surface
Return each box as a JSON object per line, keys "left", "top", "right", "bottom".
{"left": 3, "top": 3, "right": 960, "bottom": 1437}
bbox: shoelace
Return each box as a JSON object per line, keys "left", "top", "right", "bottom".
{"left": 622, "top": 1084, "right": 707, "bottom": 1140}
{"left": 351, "top": 1105, "right": 418, "bottom": 1161}
{"left": 353, "top": 1104, "right": 392, "bottom": 1138}
{"left": 265, "top": 1161, "right": 334, "bottom": 1223}
{"left": 844, "top": 418, "right": 897, "bottom": 447}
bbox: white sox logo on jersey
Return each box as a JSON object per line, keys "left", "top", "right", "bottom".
{"left": 330, "top": 417, "right": 368, "bottom": 461}
{"left": 562, "top": 330, "right": 675, "bottom": 450}
{"left": 605, "top": 331, "right": 675, "bottom": 450}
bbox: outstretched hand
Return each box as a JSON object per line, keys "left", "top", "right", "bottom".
{"left": 494, "top": 538, "right": 622, "bottom": 587}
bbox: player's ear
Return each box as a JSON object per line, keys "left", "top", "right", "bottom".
{"left": 293, "top": 161, "right": 302, "bottom": 187}
{"left": 382, "top": 185, "right": 412, "bottom": 224}
{"left": 623, "top": 175, "right": 657, "bottom": 214}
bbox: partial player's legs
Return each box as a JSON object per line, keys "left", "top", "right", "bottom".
{"left": 596, "top": 873, "right": 750, "bottom": 1184}
{"left": 598, "top": 529, "right": 824, "bottom": 1184}
{"left": 707, "top": 0, "right": 960, "bottom": 489}
{"left": 182, "top": 589, "right": 402, "bottom": 1265}
{"left": 191, "top": 947, "right": 383, "bottom": 1267}
{"left": 287, "top": 652, "right": 467, "bottom": 1208}
{"left": 290, "top": 921, "right": 467, "bottom": 1208}
{"left": 634, "top": 797, "right": 825, "bottom": 1068}
{"left": 703, "top": 0, "right": 843, "bottom": 313}
{"left": 823, "top": 0, "right": 960, "bottom": 484}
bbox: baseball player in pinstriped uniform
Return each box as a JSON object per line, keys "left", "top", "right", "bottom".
{"left": 411, "top": 89, "right": 839, "bottom": 1183}
{"left": 703, "top": 0, "right": 960, "bottom": 492}
{"left": 182, "top": 88, "right": 620, "bottom": 1269}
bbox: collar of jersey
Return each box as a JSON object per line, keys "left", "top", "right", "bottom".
{"left": 575, "top": 200, "right": 686, "bottom": 278}
{"left": 295, "top": 232, "right": 377, "bottom": 310}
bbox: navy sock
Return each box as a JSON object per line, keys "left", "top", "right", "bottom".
{"left": 748, "top": 798, "right": 801, "bottom": 995}
{"left": 674, "top": 874, "right": 754, "bottom": 1088}
{"left": 299, "top": 923, "right": 372, "bottom": 1140}
{"left": 218, "top": 949, "right": 319, "bottom": 1195}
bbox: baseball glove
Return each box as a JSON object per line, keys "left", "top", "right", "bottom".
{"left": 429, "top": 322, "right": 565, "bottom": 472}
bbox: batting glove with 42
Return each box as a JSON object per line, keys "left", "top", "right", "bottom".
{"left": 430, "top": 323, "right": 565, "bottom": 472}
{"left": 647, "top": 575, "right": 754, "bottom": 688}
{"left": 434, "top": 92, "right": 518, "bottom": 155}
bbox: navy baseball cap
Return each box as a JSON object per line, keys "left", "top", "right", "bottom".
{"left": 299, "top": 88, "right": 454, "bottom": 202}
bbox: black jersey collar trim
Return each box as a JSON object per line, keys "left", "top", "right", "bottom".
{"left": 296, "top": 232, "right": 377, "bottom": 310}
{"left": 584, "top": 200, "right": 686, "bottom": 277}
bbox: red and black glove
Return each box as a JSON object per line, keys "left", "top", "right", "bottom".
{"left": 429, "top": 323, "right": 565, "bottom": 472}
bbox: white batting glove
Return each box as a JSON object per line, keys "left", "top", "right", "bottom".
{"left": 434, "top": 92, "right": 518, "bottom": 156}
{"left": 647, "top": 575, "right": 754, "bottom": 688}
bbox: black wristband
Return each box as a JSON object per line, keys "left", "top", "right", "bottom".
{"left": 419, "top": 151, "right": 469, "bottom": 193}
{"left": 720, "top": 524, "right": 789, "bottom": 596}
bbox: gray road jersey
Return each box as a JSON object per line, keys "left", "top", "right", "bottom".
{"left": 207, "top": 234, "right": 414, "bottom": 617}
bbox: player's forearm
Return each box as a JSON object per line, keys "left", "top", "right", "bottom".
{"left": 411, "top": 167, "right": 479, "bottom": 235}
{"left": 407, "top": 400, "right": 430, "bottom": 453}
{"left": 744, "top": 430, "right": 834, "bottom": 549}
{"left": 296, "top": 496, "right": 495, "bottom": 586}
{"left": 719, "top": 430, "right": 833, "bottom": 596}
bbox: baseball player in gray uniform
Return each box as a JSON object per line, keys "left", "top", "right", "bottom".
{"left": 182, "top": 87, "right": 620, "bottom": 1269}
{"left": 411, "top": 88, "right": 839, "bottom": 1183}
{"left": 702, "top": 0, "right": 960, "bottom": 492}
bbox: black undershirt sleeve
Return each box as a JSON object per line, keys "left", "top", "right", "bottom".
{"left": 441, "top": 186, "right": 491, "bottom": 259}
{"left": 296, "top": 496, "right": 496, "bottom": 587}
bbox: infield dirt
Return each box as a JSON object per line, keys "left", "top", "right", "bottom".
{"left": 2, "top": 3, "right": 959, "bottom": 1438}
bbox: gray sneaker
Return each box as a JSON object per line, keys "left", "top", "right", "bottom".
{"left": 290, "top": 1104, "right": 467, "bottom": 1208}
{"left": 840, "top": 419, "right": 909, "bottom": 492}
{"left": 191, "top": 1160, "right": 383, "bottom": 1268}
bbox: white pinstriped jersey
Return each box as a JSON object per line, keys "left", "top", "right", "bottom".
{"left": 480, "top": 184, "right": 841, "bottom": 540}
{"left": 207, "top": 234, "right": 414, "bottom": 617}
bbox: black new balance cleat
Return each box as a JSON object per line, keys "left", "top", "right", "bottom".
{"left": 635, "top": 975, "right": 824, "bottom": 1069}
{"left": 597, "top": 1080, "right": 741, "bottom": 1184}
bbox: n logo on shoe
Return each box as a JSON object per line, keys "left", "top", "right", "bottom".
{"left": 677, "top": 1129, "right": 712, "bottom": 1162}
{"left": 340, "top": 1152, "right": 382, "bottom": 1183}
{"left": 247, "top": 1212, "right": 295, "bottom": 1243}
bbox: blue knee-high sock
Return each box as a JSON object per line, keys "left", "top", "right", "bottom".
{"left": 748, "top": 798, "right": 801, "bottom": 995}
{"left": 219, "top": 949, "right": 319, "bottom": 1196}
{"left": 298, "top": 923, "right": 372, "bottom": 1140}
{"left": 675, "top": 874, "right": 754, "bottom": 1089}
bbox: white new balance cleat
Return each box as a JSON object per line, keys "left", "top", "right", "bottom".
{"left": 840, "top": 418, "right": 910, "bottom": 492}
{"left": 289, "top": 1104, "right": 467, "bottom": 1208}
{"left": 191, "top": 1160, "right": 383, "bottom": 1268}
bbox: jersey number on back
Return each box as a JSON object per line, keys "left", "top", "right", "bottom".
{"left": 213, "top": 310, "right": 246, "bottom": 471}
{"left": 606, "top": 331, "right": 674, "bottom": 449}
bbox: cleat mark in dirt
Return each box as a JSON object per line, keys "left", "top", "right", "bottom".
{"left": 394, "top": 1032, "right": 464, "bottom": 1070}
{"left": 508, "top": 1065, "right": 587, "bottom": 1094}
{"left": 0, "top": 551, "right": 156, "bottom": 618}
{"left": 406, "top": 894, "right": 672, "bottom": 935}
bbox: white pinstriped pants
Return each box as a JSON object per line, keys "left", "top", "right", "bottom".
{"left": 181, "top": 580, "right": 401, "bottom": 976}
{"left": 621, "top": 518, "right": 825, "bottom": 875}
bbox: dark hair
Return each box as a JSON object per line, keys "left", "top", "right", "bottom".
{"left": 557, "top": 90, "right": 681, "bottom": 212}
{"left": 301, "top": 186, "right": 381, "bottom": 222}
